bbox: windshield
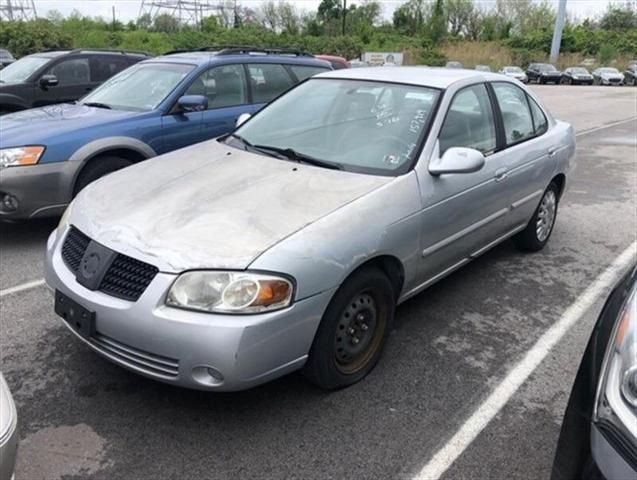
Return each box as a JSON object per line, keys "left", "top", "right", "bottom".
{"left": 0, "top": 49, "right": 13, "bottom": 60}
{"left": 599, "top": 68, "right": 620, "bottom": 74}
{"left": 505, "top": 67, "right": 523, "bottom": 73}
{"left": 571, "top": 68, "right": 588, "bottom": 74}
{"left": 0, "top": 56, "right": 49, "bottom": 83}
{"left": 476, "top": 65, "right": 491, "bottom": 72}
{"left": 232, "top": 78, "right": 440, "bottom": 176}
{"left": 80, "top": 62, "right": 194, "bottom": 112}
{"left": 538, "top": 64, "right": 557, "bottom": 72}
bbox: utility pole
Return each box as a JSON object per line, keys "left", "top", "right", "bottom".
{"left": 342, "top": 0, "right": 347, "bottom": 36}
{"left": 550, "top": 0, "right": 567, "bottom": 64}
{"left": 112, "top": 5, "right": 116, "bottom": 30}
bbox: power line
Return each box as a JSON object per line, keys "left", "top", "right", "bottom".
{"left": 139, "top": 0, "right": 226, "bottom": 27}
{"left": 0, "top": 0, "right": 37, "bottom": 21}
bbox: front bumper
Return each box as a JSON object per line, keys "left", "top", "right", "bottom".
{"left": 45, "top": 229, "right": 336, "bottom": 391}
{"left": 0, "top": 161, "right": 76, "bottom": 219}
{"left": 0, "top": 374, "right": 18, "bottom": 480}
{"left": 591, "top": 424, "right": 636, "bottom": 480}
{"left": 540, "top": 74, "right": 561, "bottom": 83}
{"left": 601, "top": 78, "right": 624, "bottom": 86}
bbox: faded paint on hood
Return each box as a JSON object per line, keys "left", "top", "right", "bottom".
{"left": 72, "top": 139, "right": 392, "bottom": 272}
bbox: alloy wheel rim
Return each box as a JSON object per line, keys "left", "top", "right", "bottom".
{"left": 334, "top": 292, "right": 384, "bottom": 375}
{"left": 536, "top": 190, "right": 557, "bottom": 242}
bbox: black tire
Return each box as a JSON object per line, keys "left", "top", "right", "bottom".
{"left": 73, "top": 156, "right": 132, "bottom": 196}
{"left": 514, "top": 182, "right": 560, "bottom": 252}
{"left": 303, "top": 267, "right": 395, "bottom": 390}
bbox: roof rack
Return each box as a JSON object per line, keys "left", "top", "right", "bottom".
{"left": 68, "top": 48, "right": 151, "bottom": 57}
{"left": 163, "top": 45, "right": 313, "bottom": 57}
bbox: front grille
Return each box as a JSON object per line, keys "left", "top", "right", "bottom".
{"left": 90, "top": 332, "right": 179, "bottom": 379}
{"left": 61, "top": 227, "right": 158, "bottom": 302}
{"left": 99, "top": 254, "right": 158, "bottom": 301}
{"left": 61, "top": 227, "right": 90, "bottom": 272}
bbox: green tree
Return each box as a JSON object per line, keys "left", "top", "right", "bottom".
{"left": 600, "top": 5, "right": 637, "bottom": 31}
{"left": 446, "top": 0, "right": 474, "bottom": 37}
{"left": 136, "top": 13, "right": 152, "bottom": 30}
{"left": 393, "top": 0, "right": 430, "bottom": 35}
{"left": 317, "top": 0, "right": 342, "bottom": 21}
{"left": 427, "top": 0, "right": 447, "bottom": 43}
{"left": 153, "top": 13, "right": 180, "bottom": 33}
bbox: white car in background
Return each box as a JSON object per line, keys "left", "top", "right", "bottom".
{"left": 500, "top": 66, "right": 528, "bottom": 84}
{"left": 592, "top": 67, "right": 625, "bottom": 86}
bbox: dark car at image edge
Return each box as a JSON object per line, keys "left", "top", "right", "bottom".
{"left": 0, "top": 48, "right": 150, "bottom": 114}
{"left": 552, "top": 263, "right": 637, "bottom": 480}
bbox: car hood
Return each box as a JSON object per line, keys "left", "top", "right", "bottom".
{"left": 1, "top": 103, "right": 143, "bottom": 146}
{"left": 72, "top": 139, "right": 392, "bottom": 272}
{"left": 541, "top": 70, "right": 560, "bottom": 75}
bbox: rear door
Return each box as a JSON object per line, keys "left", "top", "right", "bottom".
{"left": 245, "top": 62, "right": 295, "bottom": 114}
{"left": 489, "top": 82, "right": 558, "bottom": 229}
{"left": 33, "top": 56, "right": 93, "bottom": 106}
{"left": 88, "top": 55, "right": 131, "bottom": 92}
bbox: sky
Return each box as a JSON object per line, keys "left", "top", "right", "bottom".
{"left": 32, "top": 0, "right": 620, "bottom": 23}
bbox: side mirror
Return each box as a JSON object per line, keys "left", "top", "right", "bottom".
{"left": 177, "top": 95, "right": 207, "bottom": 113}
{"left": 429, "top": 147, "right": 485, "bottom": 176}
{"left": 39, "top": 74, "right": 59, "bottom": 88}
{"left": 236, "top": 112, "right": 251, "bottom": 128}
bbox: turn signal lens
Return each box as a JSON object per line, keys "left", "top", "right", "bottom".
{"left": 0, "top": 146, "right": 45, "bottom": 169}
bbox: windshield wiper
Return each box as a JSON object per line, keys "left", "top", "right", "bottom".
{"left": 82, "top": 102, "right": 111, "bottom": 110}
{"left": 228, "top": 133, "right": 254, "bottom": 149}
{"left": 252, "top": 144, "right": 343, "bottom": 170}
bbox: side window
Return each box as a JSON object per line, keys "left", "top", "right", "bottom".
{"left": 247, "top": 63, "right": 294, "bottom": 103}
{"left": 185, "top": 64, "right": 247, "bottom": 110}
{"left": 46, "top": 58, "right": 90, "bottom": 85}
{"left": 288, "top": 65, "right": 329, "bottom": 82}
{"left": 89, "top": 57, "right": 130, "bottom": 83}
{"left": 528, "top": 96, "right": 548, "bottom": 136}
{"left": 492, "top": 83, "right": 535, "bottom": 145}
{"left": 438, "top": 84, "right": 496, "bottom": 155}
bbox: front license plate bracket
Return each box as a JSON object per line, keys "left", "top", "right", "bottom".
{"left": 54, "top": 290, "right": 96, "bottom": 338}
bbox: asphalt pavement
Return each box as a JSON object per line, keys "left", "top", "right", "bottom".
{"left": 0, "top": 85, "right": 636, "bottom": 480}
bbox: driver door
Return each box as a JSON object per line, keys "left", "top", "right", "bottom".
{"left": 33, "top": 56, "right": 95, "bottom": 107}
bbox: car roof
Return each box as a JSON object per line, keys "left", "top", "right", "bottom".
{"left": 315, "top": 66, "right": 505, "bottom": 89}
{"left": 149, "top": 51, "right": 329, "bottom": 67}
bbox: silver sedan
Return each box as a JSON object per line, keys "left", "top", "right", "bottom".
{"left": 45, "top": 67, "right": 575, "bottom": 391}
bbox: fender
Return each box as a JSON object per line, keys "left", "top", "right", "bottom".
{"left": 69, "top": 136, "right": 157, "bottom": 164}
{"left": 68, "top": 136, "right": 158, "bottom": 189}
{"left": 0, "top": 93, "right": 28, "bottom": 111}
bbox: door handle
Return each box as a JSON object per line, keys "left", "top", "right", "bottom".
{"left": 494, "top": 167, "right": 509, "bottom": 182}
{"left": 548, "top": 146, "right": 558, "bottom": 157}
{"left": 85, "top": 87, "right": 93, "bottom": 92}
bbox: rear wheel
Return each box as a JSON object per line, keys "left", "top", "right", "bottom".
{"left": 303, "top": 267, "right": 395, "bottom": 390}
{"left": 73, "top": 156, "right": 132, "bottom": 196}
{"left": 514, "top": 182, "right": 560, "bottom": 252}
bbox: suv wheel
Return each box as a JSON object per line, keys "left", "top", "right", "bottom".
{"left": 74, "top": 156, "right": 132, "bottom": 196}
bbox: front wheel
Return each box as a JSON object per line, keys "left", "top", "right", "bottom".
{"left": 514, "top": 182, "right": 560, "bottom": 252}
{"left": 303, "top": 267, "right": 395, "bottom": 390}
{"left": 73, "top": 156, "right": 133, "bottom": 196}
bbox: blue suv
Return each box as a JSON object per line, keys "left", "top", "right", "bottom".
{"left": 0, "top": 47, "right": 331, "bottom": 219}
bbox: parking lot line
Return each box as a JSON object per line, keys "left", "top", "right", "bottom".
{"left": 412, "top": 240, "right": 637, "bottom": 480}
{"left": 575, "top": 116, "right": 637, "bottom": 137}
{"left": 0, "top": 279, "right": 46, "bottom": 298}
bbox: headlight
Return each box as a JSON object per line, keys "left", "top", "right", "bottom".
{"left": 57, "top": 200, "right": 73, "bottom": 237}
{"left": 0, "top": 146, "right": 45, "bottom": 169}
{"left": 594, "top": 285, "right": 637, "bottom": 441}
{"left": 166, "top": 271, "right": 294, "bottom": 314}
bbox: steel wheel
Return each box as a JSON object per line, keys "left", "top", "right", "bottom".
{"left": 536, "top": 189, "right": 557, "bottom": 242}
{"left": 333, "top": 292, "right": 385, "bottom": 375}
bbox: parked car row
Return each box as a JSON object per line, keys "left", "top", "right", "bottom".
{"left": 443, "top": 60, "right": 636, "bottom": 87}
